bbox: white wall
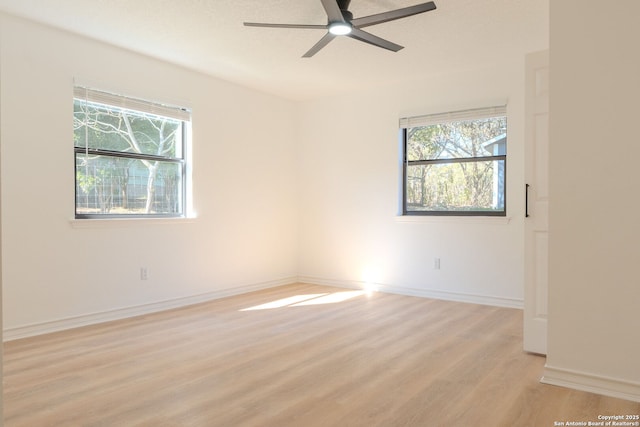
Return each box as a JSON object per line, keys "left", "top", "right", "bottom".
{"left": 297, "top": 62, "right": 526, "bottom": 307}
{"left": 545, "top": 0, "right": 640, "bottom": 400}
{"left": 0, "top": 13, "right": 298, "bottom": 336}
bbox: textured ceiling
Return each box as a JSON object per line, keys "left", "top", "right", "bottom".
{"left": 0, "top": 0, "right": 548, "bottom": 100}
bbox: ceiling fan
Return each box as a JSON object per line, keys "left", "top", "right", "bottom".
{"left": 244, "top": 0, "right": 437, "bottom": 58}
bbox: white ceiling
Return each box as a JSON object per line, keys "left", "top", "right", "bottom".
{"left": 0, "top": 0, "right": 548, "bottom": 101}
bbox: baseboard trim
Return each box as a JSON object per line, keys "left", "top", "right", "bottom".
{"left": 3, "top": 275, "right": 524, "bottom": 341}
{"left": 542, "top": 365, "right": 640, "bottom": 403}
{"left": 297, "top": 275, "right": 524, "bottom": 309}
{"left": 3, "top": 276, "right": 298, "bottom": 341}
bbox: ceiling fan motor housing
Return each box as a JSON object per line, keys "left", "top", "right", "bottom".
{"left": 335, "top": 0, "right": 353, "bottom": 23}
{"left": 337, "top": 0, "right": 351, "bottom": 11}
{"left": 339, "top": 10, "right": 354, "bottom": 22}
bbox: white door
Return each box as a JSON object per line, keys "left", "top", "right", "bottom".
{"left": 524, "top": 50, "right": 549, "bottom": 355}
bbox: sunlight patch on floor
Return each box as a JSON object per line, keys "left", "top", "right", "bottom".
{"left": 291, "top": 291, "right": 365, "bottom": 306}
{"left": 240, "top": 294, "right": 328, "bottom": 311}
{"left": 240, "top": 291, "right": 367, "bottom": 311}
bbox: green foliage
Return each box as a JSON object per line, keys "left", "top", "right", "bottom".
{"left": 406, "top": 117, "right": 506, "bottom": 212}
{"left": 76, "top": 168, "right": 97, "bottom": 194}
{"left": 408, "top": 118, "right": 506, "bottom": 160}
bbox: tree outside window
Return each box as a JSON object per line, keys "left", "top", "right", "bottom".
{"left": 402, "top": 107, "right": 507, "bottom": 216}
{"left": 73, "top": 88, "right": 190, "bottom": 218}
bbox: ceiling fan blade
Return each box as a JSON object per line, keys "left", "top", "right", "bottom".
{"left": 321, "top": 0, "right": 347, "bottom": 23}
{"left": 347, "top": 27, "right": 403, "bottom": 52}
{"left": 244, "top": 22, "right": 327, "bottom": 30}
{"left": 302, "top": 32, "right": 336, "bottom": 58}
{"left": 351, "top": 1, "right": 436, "bottom": 28}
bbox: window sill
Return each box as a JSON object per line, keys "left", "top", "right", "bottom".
{"left": 70, "top": 217, "right": 197, "bottom": 229}
{"left": 394, "top": 215, "right": 512, "bottom": 225}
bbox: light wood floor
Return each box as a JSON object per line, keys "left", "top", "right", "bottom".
{"left": 4, "top": 283, "right": 639, "bottom": 426}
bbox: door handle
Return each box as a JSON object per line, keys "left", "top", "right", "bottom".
{"left": 525, "top": 184, "right": 530, "bottom": 218}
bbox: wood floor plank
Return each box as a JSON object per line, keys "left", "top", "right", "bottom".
{"left": 4, "top": 283, "right": 639, "bottom": 426}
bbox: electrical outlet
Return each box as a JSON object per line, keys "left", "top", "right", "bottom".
{"left": 140, "top": 267, "right": 148, "bottom": 280}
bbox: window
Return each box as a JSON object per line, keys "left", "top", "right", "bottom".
{"left": 400, "top": 106, "right": 507, "bottom": 216}
{"left": 73, "top": 87, "right": 191, "bottom": 218}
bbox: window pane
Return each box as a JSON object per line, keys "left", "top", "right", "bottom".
{"left": 406, "top": 160, "right": 505, "bottom": 213}
{"left": 407, "top": 117, "right": 507, "bottom": 161}
{"left": 74, "top": 99, "right": 183, "bottom": 158}
{"left": 75, "top": 154, "right": 183, "bottom": 216}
